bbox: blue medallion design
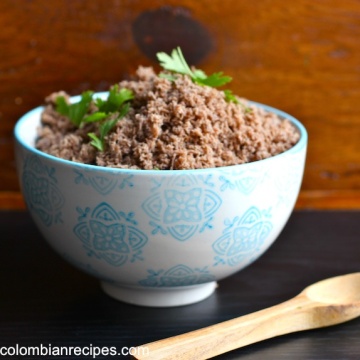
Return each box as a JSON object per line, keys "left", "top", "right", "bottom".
{"left": 219, "top": 168, "right": 267, "bottom": 195}
{"left": 139, "top": 265, "right": 215, "bottom": 287}
{"left": 74, "top": 170, "right": 134, "bottom": 195}
{"left": 22, "top": 155, "right": 64, "bottom": 226}
{"left": 73, "top": 202, "right": 148, "bottom": 266}
{"left": 213, "top": 206, "right": 273, "bottom": 266}
{"left": 142, "top": 174, "right": 222, "bottom": 241}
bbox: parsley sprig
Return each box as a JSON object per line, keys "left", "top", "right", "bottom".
{"left": 54, "top": 47, "right": 250, "bottom": 153}
{"left": 157, "top": 47, "right": 232, "bottom": 87}
{"left": 157, "top": 47, "right": 250, "bottom": 112}
{"left": 56, "top": 85, "right": 133, "bottom": 151}
{"left": 56, "top": 90, "right": 94, "bottom": 128}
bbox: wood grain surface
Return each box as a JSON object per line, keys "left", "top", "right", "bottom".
{"left": 1, "top": 0, "right": 359, "bottom": 208}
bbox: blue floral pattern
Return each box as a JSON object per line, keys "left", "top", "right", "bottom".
{"left": 213, "top": 206, "right": 273, "bottom": 266}
{"left": 74, "top": 170, "right": 134, "bottom": 195}
{"left": 219, "top": 168, "right": 268, "bottom": 195}
{"left": 139, "top": 265, "right": 215, "bottom": 287}
{"left": 73, "top": 203, "right": 148, "bottom": 266}
{"left": 164, "top": 188, "right": 202, "bottom": 223}
{"left": 142, "top": 174, "right": 222, "bottom": 241}
{"left": 22, "top": 155, "right": 64, "bottom": 226}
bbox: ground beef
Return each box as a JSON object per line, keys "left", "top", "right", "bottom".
{"left": 35, "top": 67, "right": 300, "bottom": 170}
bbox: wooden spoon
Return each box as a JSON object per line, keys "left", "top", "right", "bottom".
{"left": 132, "top": 272, "right": 360, "bottom": 360}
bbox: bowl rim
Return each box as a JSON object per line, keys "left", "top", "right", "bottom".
{"left": 14, "top": 92, "right": 308, "bottom": 175}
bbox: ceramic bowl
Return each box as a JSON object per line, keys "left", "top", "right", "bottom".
{"left": 14, "top": 93, "right": 307, "bottom": 307}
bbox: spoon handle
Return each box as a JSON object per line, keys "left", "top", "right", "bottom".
{"left": 132, "top": 295, "right": 314, "bottom": 360}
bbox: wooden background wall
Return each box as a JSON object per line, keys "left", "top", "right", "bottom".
{"left": 1, "top": 0, "right": 359, "bottom": 209}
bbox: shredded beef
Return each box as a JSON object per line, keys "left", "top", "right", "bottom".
{"left": 35, "top": 66, "right": 300, "bottom": 169}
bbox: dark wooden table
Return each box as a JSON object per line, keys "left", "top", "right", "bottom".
{"left": 1, "top": 210, "right": 359, "bottom": 359}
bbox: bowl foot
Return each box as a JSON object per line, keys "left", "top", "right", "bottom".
{"left": 100, "top": 281, "right": 217, "bottom": 307}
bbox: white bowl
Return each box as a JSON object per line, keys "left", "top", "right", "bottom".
{"left": 14, "top": 93, "right": 307, "bottom": 307}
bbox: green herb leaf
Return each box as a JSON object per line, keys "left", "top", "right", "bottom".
{"left": 224, "top": 90, "right": 252, "bottom": 113}
{"left": 87, "top": 102, "right": 131, "bottom": 152}
{"left": 55, "top": 96, "right": 70, "bottom": 116}
{"left": 87, "top": 90, "right": 132, "bottom": 151}
{"left": 88, "top": 133, "right": 104, "bottom": 152}
{"left": 99, "top": 118, "right": 118, "bottom": 140}
{"left": 197, "top": 72, "right": 232, "bottom": 87}
{"left": 224, "top": 89, "right": 240, "bottom": 104}
{"left": 156, "top": 47, "right": 234, "bottom": 98}
{"left": 56, "top": 91, "right": 94, "bottom": 127}
{"left": 158, "top": 72, "right": 178, "bottom": 81}
{"left": 83, "top": 112, "right": 108, "bottom": 123}
{"left": 118, "top": 102, "right": 131, "bottom": 118}
{"left": 157, "top": 47, "right": 194, "bottom": 78}
{"left": 96, "top": 85, "right": 134, "bottom": 114}
{"left": 98, "top": 103, "right": 130, "bottom": 139}
{"left": 192, "top": 69, "right": 207, "bottom": 81}
{"left": 56, "top": 86, "right": 133, "bottom": 152}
